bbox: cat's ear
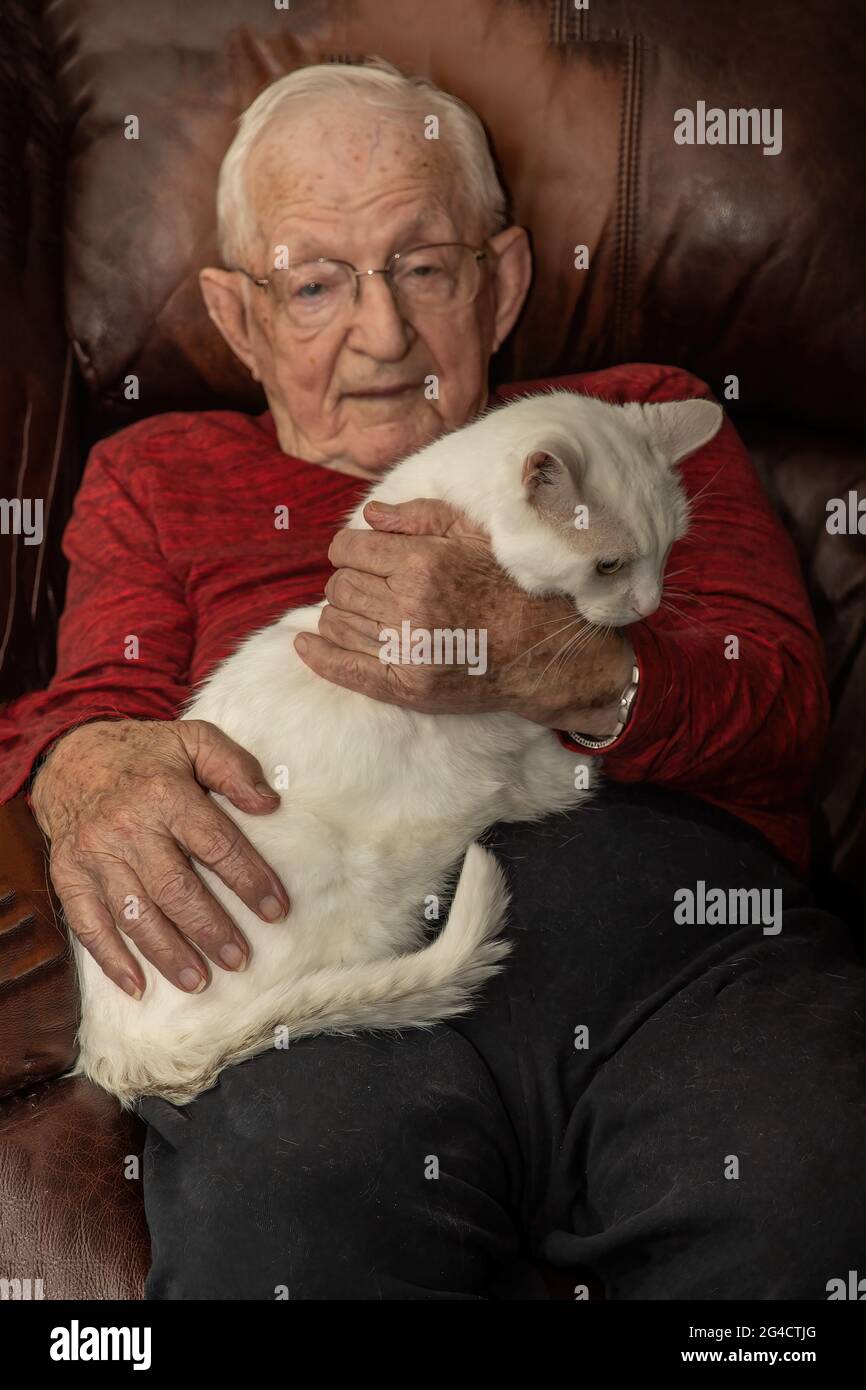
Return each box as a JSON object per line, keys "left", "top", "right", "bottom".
{"left": 630, "top": 399, "right": 724, "bottom": 465}
{"left": 520, "top": 436, "right": 583, "bottom": 499}
{"left": 521, "top": 450, "right": 563, "bottom": 494}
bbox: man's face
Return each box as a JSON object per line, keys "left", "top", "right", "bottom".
{"left": 201, "top": 102, "right": 531, "bottom": 475}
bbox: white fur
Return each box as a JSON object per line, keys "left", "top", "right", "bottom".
{"left": 71, "top": 391, "right": 722, "bottom": 1104}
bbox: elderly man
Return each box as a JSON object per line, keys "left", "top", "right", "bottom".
{"left": 2, "top": 60, "right": 863, "bottom": 1300}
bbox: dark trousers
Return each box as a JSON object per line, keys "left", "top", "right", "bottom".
{"left": 140, "top": 785, "right": 866, "bottom": 1300}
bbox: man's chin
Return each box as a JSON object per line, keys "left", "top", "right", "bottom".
{"left": 344, "top": 405, "right": 445, "bottom": 471}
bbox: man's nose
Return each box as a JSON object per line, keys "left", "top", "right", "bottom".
{"left": 347, "top": 274, "right": 413, "bottom": 356}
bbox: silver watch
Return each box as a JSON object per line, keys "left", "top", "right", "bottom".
{"left": 568, "top": 663, "right": 640, "bottom": 751}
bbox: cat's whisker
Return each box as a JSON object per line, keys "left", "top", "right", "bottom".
{"left": 538, "top": 638, "right": 580, "bottom": 687}
{"left": 660, "top": 599, "right": 722, "bottom": 639}
{"left": 686, "top": 489, "right": 725, "bottom": 512}
{"left": 664, "top": 587, "right": 711, "bottom": 611}
{"left": 546, "top": 623, "right": 600, "bottom": 669}
{"left": 662, "top": 584, "right": 701, "bottom": 604}
{"left": 530, "top": 620, "right": 603, "bottom": 690}
{"left": 517, "top": 609, "right": 590, "bottom": 633}
{"left": 686, "top": 463, "right": 727, "bottom": 508}
{"left": 547, "top": 618, "right": 609, "bottom": 681}
{"left": 505, "top": 614, "right": 590, "bottom": 669}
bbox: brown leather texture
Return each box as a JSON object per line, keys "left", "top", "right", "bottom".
{"left": 0, "top": 794, "right": 77, "bottom": 1100}
{"left": 0, "top": 3, "right": 82, "bottom": 702}
{"left": 0, "top": 0, "right": 863, "bottom": 1299}
{"left": 0, "top": 1076, "right": 149, "bottom": 1299}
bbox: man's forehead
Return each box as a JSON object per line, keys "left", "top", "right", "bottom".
{"left": 247, "top": 110, "right": 468, "bottom": 257}
{"left": 248, "top": 104, "right": 452, "bottom": 192}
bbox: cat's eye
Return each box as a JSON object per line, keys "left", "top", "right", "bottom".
{"left": 596, "top": 558, "right": 624, "bottom": 576}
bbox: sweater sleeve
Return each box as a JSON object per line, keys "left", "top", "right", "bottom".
{"left": 558, "top": 367, "right": 829, "bottom": 871}
{"left": 0, "top": 439, "right": 194, "bottom": 803}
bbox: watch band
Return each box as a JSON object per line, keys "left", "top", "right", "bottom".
{"left": 568, "top": 662, "right": 640, "bottom": 751}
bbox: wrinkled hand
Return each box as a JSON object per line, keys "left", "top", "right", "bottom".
{"left": 295, "top": 498, "right": 632, "bottom": 730}
{"left": 30, "top": 719, "right": 290, "bottom": 998}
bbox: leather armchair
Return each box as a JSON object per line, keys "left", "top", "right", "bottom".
{"left": 1, "top": 0, "right": 864, "bottom": 1299}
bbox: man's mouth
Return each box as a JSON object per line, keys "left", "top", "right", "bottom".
{"left": 343, "top": 382, "right": 421, "bottom": 399}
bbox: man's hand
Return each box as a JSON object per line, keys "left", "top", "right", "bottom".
{"left": 295, "top": 499, "right": 634, "bottom": 731}
{"left": 30, "top": 719, "right": 291, "bottom": 999}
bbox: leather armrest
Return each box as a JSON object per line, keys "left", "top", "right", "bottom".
{"left": 0, "top": 795, "right": 78, "bottom": 1098}
{"left": 0, "top": 1075, "right": 149, "bottom": 1299}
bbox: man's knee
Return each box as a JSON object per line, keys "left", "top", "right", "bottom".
{"left": 554, "top": 918, "right": 866, "bottom": 1299}
{"left": 142, "top": 1027, "right": 520, "bottom": 1299}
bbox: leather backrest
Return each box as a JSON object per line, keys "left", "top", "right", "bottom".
{"left": 0, "top": 3, "right": 81, "bottom": 700}
{"left": 39, "top": 0, "right": 865, "bottom": 436}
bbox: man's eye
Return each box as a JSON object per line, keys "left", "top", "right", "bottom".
{"left": 294, "top": 280, "right": 328, "bottom": 301}
{"left": 596, "top": 558, "right": 624, "bottom": 575}
{"left": 406, "top": 262, "right": 441, "bottom": 279}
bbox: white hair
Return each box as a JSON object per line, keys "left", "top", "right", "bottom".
{"left": 216, "top": 57, "right": 509, "bottom": 266}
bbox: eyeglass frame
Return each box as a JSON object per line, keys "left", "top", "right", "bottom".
{"left": 224, "top": 241, "right": 489, "bottom": 316}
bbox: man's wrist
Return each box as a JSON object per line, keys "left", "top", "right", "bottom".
{"left": 566, "top": 699, "right": 625, "bottom": 738}
{"left": 567, "top": 659, "right": 640, "bottom": 748}
{"left": 550, "top": 631, "right": 635, "bottom": 734}
{"left": 28, "top": 718, "right": 125, "bottom": 821}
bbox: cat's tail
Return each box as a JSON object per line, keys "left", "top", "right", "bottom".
{"left": 243, "top": 841, "right": 509, "bottom": 1040}
{"left": 82, "top": 843, "right": 510, "bottom": 1108}
{"left": 136, "top": 842, "right": 511, "bottom": 1104}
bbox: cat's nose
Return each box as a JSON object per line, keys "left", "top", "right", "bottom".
{"left": 632, "top": 593, "right": 660, "bottom": 619}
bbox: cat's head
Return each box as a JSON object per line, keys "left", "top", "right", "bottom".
{"left": 489, "top": 391, "right": 724, "bottom": 627}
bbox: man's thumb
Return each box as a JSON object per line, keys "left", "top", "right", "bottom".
{"left": 364, "top": 497, "right": 462, "bottom": 537}
{"left": 179, "top": 719, "right": 281, "bottom": 813}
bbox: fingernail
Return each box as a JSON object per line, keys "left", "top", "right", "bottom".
{"left": 259, "top": 894, "right": 287, "bottom": 922}
{"left": 121, "top": 974, "right": 143, "bottom": 1001}
{"left": 295, "top": 636, "right": 308, "bottom": 655}
{"left": 254, "top": 780, "right": 279, "bottom": 799}
{"left": 219, "top": 942, "right": 246, "bottom": 970}
{"left": 179, "top": 967, "right": 207, "bottom": 992}
{"left": 367, "top": 500, "right": 395, "bottom": 514}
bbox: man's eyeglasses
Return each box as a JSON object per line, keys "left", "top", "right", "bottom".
{"left": 226, "top": 242, "right": 488, "bottom": 330}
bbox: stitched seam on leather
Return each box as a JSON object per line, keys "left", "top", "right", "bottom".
{"left": 613, "top": 35, "right": 643, "bottom": 359}
{"left": 0, "top": 1, "right": 68, "bottom": 695}
{"left": 0, "top": 400, "right": 27, "bottom": 677}
{"left": 30, "top": 343, "right": 74, "bottom": 621}
{"left": 548, "top": 0, "right": 591, "bottom": 44}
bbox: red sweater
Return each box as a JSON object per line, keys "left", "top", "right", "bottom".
{"left": 0, "top": 364, "right": 827, "bottom": 873}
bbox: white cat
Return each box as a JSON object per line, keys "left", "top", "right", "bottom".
{"left": 71, "top": 390, "right": 722, "bottom": 1105}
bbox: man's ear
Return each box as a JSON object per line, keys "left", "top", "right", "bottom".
{"left": 198, "top": 268, "right": 262, "bottom": 380}
{"left": 488, "top": 226, "right": 532, "bottom": 353}
{"left": 628, "top": 399, "right": 724, "bottom": 465}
